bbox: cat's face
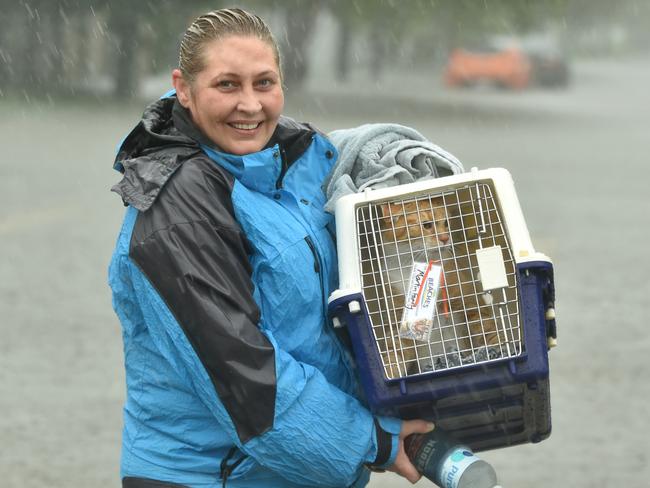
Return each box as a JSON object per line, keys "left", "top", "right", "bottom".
{"left": 379, "top": 197, "right": 450, "bottom": 249}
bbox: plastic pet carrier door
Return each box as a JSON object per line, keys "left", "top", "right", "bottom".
{"left": 328, "top": 168, "right": 556, "bottom": 452}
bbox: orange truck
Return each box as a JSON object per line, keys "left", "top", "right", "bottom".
{"left": 444, "top": 46, "right": 532, "bottom": 89}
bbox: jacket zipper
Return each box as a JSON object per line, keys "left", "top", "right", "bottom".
{"left": 220, "top": 447, "right": 248, "bottom": 487}
{"left": 275, "top": 143, "right": 359, "bottom": 389}
{"left": 275, "top": 147, "right": 289, "bottom": 190}
{"left": 272, "top": 144, "right": 358, "bottom": 379}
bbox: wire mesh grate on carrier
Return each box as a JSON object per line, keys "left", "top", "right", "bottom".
{"left": 329, "top": 168, "right": 556, "bottom": 452}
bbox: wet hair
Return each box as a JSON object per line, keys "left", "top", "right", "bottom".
{"left": 178, "top": 8, "right": 282, "bottom": 83}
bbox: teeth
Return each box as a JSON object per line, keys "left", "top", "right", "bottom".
{"left": 232, "top": 122, "right": 259, "bottom": 130}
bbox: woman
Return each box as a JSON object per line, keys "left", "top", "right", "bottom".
{"left": 109, "top": 8, "right": 432, "bottom": 488}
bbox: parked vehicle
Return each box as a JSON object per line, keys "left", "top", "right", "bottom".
{"left": 444, "top": 45, "right": 531, "bottom": 90}
{"left": 523, "top": 37, "right": 570, "bottom": 87}
{"left": 444, "top": 35, "right": 570, "bottom": 90}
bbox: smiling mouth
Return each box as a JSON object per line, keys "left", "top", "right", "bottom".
{"left": 229, "top": 122, "right": 262, "bottom": 130}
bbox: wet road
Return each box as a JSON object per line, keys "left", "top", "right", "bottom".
{"left": 1, "top": 56, "right": 648, "bottom": 487}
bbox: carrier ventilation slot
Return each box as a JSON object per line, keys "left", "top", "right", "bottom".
{"left": 356, "top": 182, "right": 522, "bottom": 379}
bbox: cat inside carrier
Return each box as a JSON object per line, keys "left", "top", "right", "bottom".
{"left": 329, "top": 168, "right": 556, "bottom": 451}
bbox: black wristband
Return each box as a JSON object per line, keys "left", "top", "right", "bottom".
{"left": 371, "top": 418, "right": 392, "bottom": 468}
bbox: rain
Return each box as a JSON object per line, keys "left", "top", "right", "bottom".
{"left": 1, "top": 1, "right": 649, "bottom": 487}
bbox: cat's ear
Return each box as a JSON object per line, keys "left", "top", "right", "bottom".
{"left": 380, "top": 202, "right": 402, "bottom": 218}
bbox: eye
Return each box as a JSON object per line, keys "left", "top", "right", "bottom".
{"left": 255, "top": 78, "right": 275, "bottom": 89}
{"left": 423, "top": 222, "right": 434, "bottom": 229}
{"left": 216, "top": 80, "right": 237, "bottom": 90}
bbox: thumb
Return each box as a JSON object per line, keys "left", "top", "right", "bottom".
{"left": 401, "top": 420, "right": 435, "bottom": 439}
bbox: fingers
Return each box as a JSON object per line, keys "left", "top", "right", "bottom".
{"left": 400, "top": 419, "right": 435, "bottom": 438}
{"left": 397, "top": 420, "right": 433, "bottom": 483}
{"left": 392, "top": 452, "right": 422, "bottom": 484}
{"left": 385, "top": 419, "right": 435, "bottom": 484}
{"left": 402, "top": 462, "right": 422, "bottom": 484}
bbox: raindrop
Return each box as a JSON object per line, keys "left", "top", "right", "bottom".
{"left": 23, "top": 2, "right": 37, "bottom": 21}
{"left": 59, "top": 7, "right": 70, "bottom": 26}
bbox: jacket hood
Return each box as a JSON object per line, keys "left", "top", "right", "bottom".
{"left": 112, "top": 96, "right": 316, "bottom": 212}
{"left": 111, "top": 97, "right": 200, "bottom": 211}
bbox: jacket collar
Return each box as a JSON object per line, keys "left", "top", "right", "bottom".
{"left": 201, "top": 144, "right": 282, "bottom": 194}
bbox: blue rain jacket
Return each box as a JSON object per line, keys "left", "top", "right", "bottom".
{"left": 108, "top": 97, "right": 400, "bottom": 488}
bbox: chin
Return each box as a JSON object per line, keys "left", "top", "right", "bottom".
{"left": 222, "top": 133, "right": 273, "bottom": 155}
{"left": 227, "top": 142, "right": 266, "bottom": 155}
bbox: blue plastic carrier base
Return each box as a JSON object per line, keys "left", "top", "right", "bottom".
{"left": 329, "top": 261, "right": 555, "bottom": 452}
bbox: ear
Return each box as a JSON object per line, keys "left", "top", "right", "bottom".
{"left": 385, "top": 203, "right": 403, "bottom": 215}
{"left": 172, "top": 69, "right": 192, "bottom": 108}
{"left": 379, "top": 203, "right": 401, "bottom": 224}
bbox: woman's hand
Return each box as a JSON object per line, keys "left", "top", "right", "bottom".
{"left": 386, "top": 419, "right": 435, "bottom": 484}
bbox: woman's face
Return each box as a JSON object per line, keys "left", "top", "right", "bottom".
{"left": 174, "top": 36, "right": 284, "bottom": 155}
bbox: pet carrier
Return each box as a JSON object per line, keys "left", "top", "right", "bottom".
{"left": 328, "top": 167, "right": 556, "bottom": 452}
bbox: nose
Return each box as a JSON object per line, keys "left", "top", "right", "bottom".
{"left": 438, "top": 232, "right": 450, "bottom": 244}
{"left": 237, "top": 86, "right": 262, "bottom": 113}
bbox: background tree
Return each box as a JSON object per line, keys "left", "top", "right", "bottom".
{"left": 0, "top": 0, "right": 647, "bottom": 101}
{"left": 272, "top": 0, "right": 321, "bottom": 89}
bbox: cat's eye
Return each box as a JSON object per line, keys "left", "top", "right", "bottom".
{"left": 423, "top": 222, "right": 434, "bottom": 229}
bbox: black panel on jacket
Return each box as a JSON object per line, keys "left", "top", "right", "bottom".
{"left": 129, "top": 156, "right": 277, "bottom": 443}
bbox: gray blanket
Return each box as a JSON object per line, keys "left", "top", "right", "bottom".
{"left": 323, "top": 123, "right": 465, "bottom": 213}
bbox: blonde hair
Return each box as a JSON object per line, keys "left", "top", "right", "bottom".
{"left": 178, "top": 8, "right": 282, "bottom": 83}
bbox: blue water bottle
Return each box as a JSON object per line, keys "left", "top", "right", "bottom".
{"left": 404, "top": 428, "right": 499, "bottom": 488}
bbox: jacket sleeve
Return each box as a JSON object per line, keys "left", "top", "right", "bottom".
{"left": 126, "top": 159, "right": 399, "bottom": 486}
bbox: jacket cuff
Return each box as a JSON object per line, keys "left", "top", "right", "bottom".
{"left": 370, "top": 416, "right": 401, "bottom": 470}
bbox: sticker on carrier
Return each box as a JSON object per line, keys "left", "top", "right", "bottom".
{"left": 399, "top": 261, "right": 443, "bottom": 342}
